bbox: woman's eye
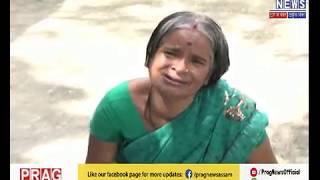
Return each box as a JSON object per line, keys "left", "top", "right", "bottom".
{"left": 191, "top": 59, "right": 204, "bottom": 65}
{"left": 163, "top": 51, "right": 178, "bottom": 59}
{"left": 164, "top": 51, "right": 176, "bottom": 56}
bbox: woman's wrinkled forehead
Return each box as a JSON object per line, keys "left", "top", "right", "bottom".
{"left": 159, "top": 24, "right": 214, "bottom": 50}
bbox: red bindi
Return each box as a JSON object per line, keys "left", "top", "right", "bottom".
{"left": 187, "top": 23, "right": 198, "bottom": 46}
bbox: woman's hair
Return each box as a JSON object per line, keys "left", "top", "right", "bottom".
{"left": 145, "top": 11, "right": 230, "bottom": 87}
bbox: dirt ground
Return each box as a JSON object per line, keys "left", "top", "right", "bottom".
{"left": 10, "top": 0, "right": 308, "bottom": 163}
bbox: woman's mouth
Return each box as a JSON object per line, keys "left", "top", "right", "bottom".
{"left": 163, "top": 74, "right": 188, "bottom": 86}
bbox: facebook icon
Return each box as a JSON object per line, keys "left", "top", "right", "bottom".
{"left": 185, "top": 169, "right": 193, "bottom": 179}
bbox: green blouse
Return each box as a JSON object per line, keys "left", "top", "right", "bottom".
{"left": 89, "top": 80, "right": 148, "bottom": 143}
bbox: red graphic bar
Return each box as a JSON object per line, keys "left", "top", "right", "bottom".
{"left": 269, "top": 12, "right": 288, "bottom": 18}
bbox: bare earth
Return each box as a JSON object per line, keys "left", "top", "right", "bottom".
{"left": 10, "top": 0, "right": 308, "bottom": 163}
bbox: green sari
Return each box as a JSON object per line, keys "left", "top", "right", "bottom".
{"left": 90, "top": 79, "right": 268, "bottom": 163}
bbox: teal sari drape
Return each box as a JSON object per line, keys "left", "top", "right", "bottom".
{"left": 115, "top": 80, "right": 268, "bottom": 163}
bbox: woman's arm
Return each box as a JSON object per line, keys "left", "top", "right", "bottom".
{"left": 247, "top": 135, "right": 278, "bottom": 163}
{"left": 85, "top": 134, "right": 118, "bottom": 163}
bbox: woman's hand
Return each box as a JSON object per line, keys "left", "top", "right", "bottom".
{"left": 247, "top": 135, "right": 278, "bottom": 163}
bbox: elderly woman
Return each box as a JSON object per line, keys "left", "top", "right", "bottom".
{"left": 85, "top": 11, "right": 277, "bottom": 163}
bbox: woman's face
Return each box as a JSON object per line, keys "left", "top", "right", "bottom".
{"left": 149, "top": 28, "right": 213, "bottom": 98}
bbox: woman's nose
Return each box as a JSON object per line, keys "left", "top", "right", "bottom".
{"left": 171, "top": 58, "right": 189, "bottom": 73}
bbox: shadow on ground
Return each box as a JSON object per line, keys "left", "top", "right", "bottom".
{"left": 50, "top": 0, "right": 281, "bottom": 44}
{"left": 10, "top": 0, "right": 64, "bottom": 42}
{"left": 269, "top": 113, "right": 309, "bottom": 163}
{"left": 10, "top": 58, "right": 89, "bottom": 163}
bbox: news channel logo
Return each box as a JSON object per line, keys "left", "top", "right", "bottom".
{"left": 20, "top": 168, "right": 62, "bottom": 180}
{"left": 269, "top": 0, "right": 307, "bottom": 19}
{"left": 250, "top": 167, "right": 258, "bottom": 180}
{"left": 185, "top": 169, "right": 193, "bottom": 179}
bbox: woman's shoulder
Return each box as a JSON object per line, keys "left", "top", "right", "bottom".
{"left": 103, "top": 80, "right": 130, "bottom": 101}
{"left": 97, "top": 78, "right": 149, "bottom": 111}
{"left": 127, "top": 78, "right": 150, "bottom": 97}
{"left": 100, "top": 78, "right": 145, "bottom": 99}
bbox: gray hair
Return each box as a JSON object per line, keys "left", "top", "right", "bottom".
{"left": 145, "top": 11, "right": 230, "bottom": 86}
